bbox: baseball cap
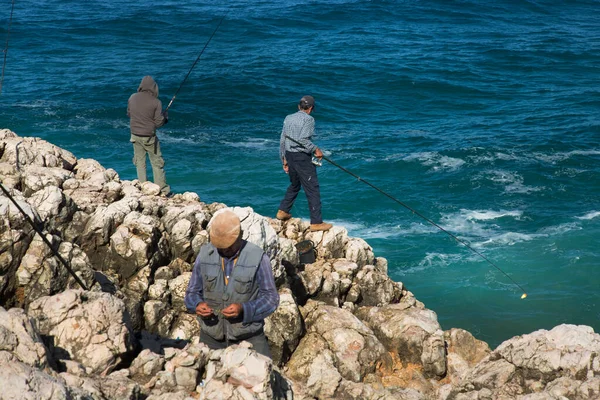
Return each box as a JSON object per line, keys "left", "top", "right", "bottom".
{"left": 299, "top": 95, "right": 315, "bottom": 108}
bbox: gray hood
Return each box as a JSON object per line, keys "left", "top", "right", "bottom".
{"left": 138, "top": 76, "right": 159, "bottom": 98}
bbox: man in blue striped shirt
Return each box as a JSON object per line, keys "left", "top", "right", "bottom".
{"left": 277, "top": 95, "right": 332, "bottom": 232}
{"left": 184, "top": 210, "right": 279, "bottom": 357}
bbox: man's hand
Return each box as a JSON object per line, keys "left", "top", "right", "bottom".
{"left": 282, "top": 158, "right": 289, "bottom": 174}
{"left": 221, "top": 303, "right": 243, "bottom": 319}
{"left": 161, "top": 110, "right": 169, "bottom": 124}
{"left": 195, "top": 302, "right": 213, "bottom": 318}
{"left": 314, "top": 148, "right": 323, "bottom": 160}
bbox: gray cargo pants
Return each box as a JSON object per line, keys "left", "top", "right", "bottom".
{"left": 130, "top": 134, "right": 170, "bottom": 195}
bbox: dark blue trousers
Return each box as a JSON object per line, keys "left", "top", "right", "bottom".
{"left": 279, "top": 151, "right": 323, "bottom": 224}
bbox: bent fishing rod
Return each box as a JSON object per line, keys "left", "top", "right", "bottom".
{"left": 284, "top": 135, "right": 527, "bottom": 299}
{"left": 0, "top": 182, "right": 89, "bottom": 290}
{"left": 165, "top": 13, "right": 228, "bottom": 112}
{"left": 0, "top": 0, "right": 16, "bottom": 95}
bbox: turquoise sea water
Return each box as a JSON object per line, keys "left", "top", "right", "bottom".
{"left": 1, "top": 0, "right": 599, "bottom": 348}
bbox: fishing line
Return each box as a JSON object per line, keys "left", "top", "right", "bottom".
{"left": 0, "top": 0, "right": 15, "bottom": 95}
{"left": 165, "top": 13, "right": 228, "bottom": 112}
{"left": 0, "top": 182, "right": 89, "bottom": 291}
{"left": 284, "top": 135, "right": 527, "bottom": 299}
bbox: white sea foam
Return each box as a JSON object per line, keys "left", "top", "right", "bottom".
{"left": 576, "top": 211, "right": 600, "bottom": 220}
{"left": 402, "top": 152, "right": 466, "bottom": 171}
{"left": 438, "top": 208, "right": 523, "bottom": 239}
{"left": 160, "top": 132, "right": 198, "bottom": 145}
{"left": 110, "top": 120, "right": 129, "bottom": 129}
{"left": 225, "top": 137, "right": 274, "bottom": 150}
{"left": 478, "top": 232, "right": 536, "bottom": 247}
{"left": 400, "top": 252, "right": 464, "bottom": 274}
{"left": 480, "top": 170, "right": 544, "bottom": 194}
{"left": 538, "top": 222, "right": 582, "bottom": 236}
{"left": 331, "top": 219, "right": 438, "bottom": 240}
{"left": 14, "top": 100, "right": 60, "bottom": 109}
{"left": 462, "top": 209, "right": 523, "bottom": 221}
{"left": 530, "top": 149, "right": 600, "bottom": 164}
{"left": 484, "top": 170, "right": 521, "bottom": 184}
{"left": 504, "top": 182, "right": 544, "bottom": 194}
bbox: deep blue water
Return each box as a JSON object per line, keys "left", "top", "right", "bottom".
{"left": 1, "top": 0, "right": 599, "bottom": 348}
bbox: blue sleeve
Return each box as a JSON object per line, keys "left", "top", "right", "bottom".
{"left": 242, "top": 253, "right": 280, "bottom": 324}
{"left": 184, "top": 251, "right": 205, "bottom": 313}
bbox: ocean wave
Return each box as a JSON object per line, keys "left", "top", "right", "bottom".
{"left": 439, "top": 208, "right": 524, "bottom": 239}
{"left": 462, "top": 209, "right": 524, "bottom": 221}
{"left": 537, "top": 222, "right": 582, "bottom": 236}
{"left": 335, "top": 220, "right": 438, "bottom": 240}
{"left": 576, "top": 211, "right": 600, "bottom": 220}
{"left": 224, "top": 137, "right": 275, "bottom": 150}
{"left": 400, "top": 252, "right": 465, "bottom": 274}
{"left": 478, "top": 170, "right": 545, "bottom": 194}
{"left": 533, "top": 150, "right": 600, "bottom": 164}
{"left": 402, "top": 152, "right": 466, "bottom": 171}
{"left": 159, "top": 132, "right": 199, "bottom": 145}
{"left": 478, "top": 232, "right": 537, "bottom": 247}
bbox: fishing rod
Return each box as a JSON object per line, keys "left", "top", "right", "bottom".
{"left": 0, "top": 0, "right": 16, "bottom": 94}
{"left": 0, "top": 182, "right": 89, "bottom": 291}
{"left": 284, "top": 135, "right": 527, "bottom": 299}
{"left": 165, "top": 13, "right": 228, "bottom": 112}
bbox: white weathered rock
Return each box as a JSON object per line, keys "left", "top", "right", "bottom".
{"left": 264, "top": 288, "right": 304, "bottom": 366}
{"left": 0, "top": 162, "right": 21, "bottom": 188}
{"left": 107, "top": 211, "right": 165, "bottom": 279}
{"left": 278, "top": 237, "right": 300, "bottom": 267}
{"left": 28, "top": 289, "right": 137, "bottom": 374}
{"left": 168, "top": 272, "right": 191, "bottom": 313}
{"left": 0, "top": 307, "right": 50, "bottom": 368}
{"left": 21, "top": 165, "right": 74, "bottom": 196}
{"left": 144, "top": 300, "right": 173, "bottom": 334}
{"left": 141, "top": 181, "right": 161, "bottom": 196}
{"left": 356, "top": 303, "right": 446, "bottom": 378}
{"left": 0, "top": 134, "right": 76, "bottom": 170}
{"left": 306, "top": 225, "right": 348, "bottom": 260}
{"left": 168, "top": 312, "right": 200, "bottom": 340}
{"left": 130, "top": 349, "right": 166, "bottom": 378}
{"left": 0, "top": 356, "right": 80, "bottom": 400}
{"left": 16, "top": 235, "right": 95, "bottom": 305}
{"left": 303, "top": 302, "right": 387, "bottom": 382}
{"left": 0, "top": 193, "right": 37, "bottom": 306}
{"left": 448, "top": 324, "right": 600, "bottom": 399}
{"left": 148, "top": 279, "right": 170, "bottom": 302}
{"left": 444, "top": 328, "right": 491, "bottom": 384}
{"left": 352, "top": 264, "right": 401, "bottom": 307}
{"left": 60, "top": 371, "right": 143, "bottom": 400}
{"left": 81, "top": 195, "right": 140, "bottom": 249}
{"left": 73, "top": 158, "right": 106, "bottom": 180}
{"left": 344, "top": 237, "right": 375, "bottom": 268}
{"left": 202, "top": 344, "right": 277, "bottom": 400}
{"left": 27, "top": 185, "right": 76, "bottom": 230}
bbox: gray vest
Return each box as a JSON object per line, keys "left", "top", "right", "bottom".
{"left": 198, "top": 241, "right": 264, "bottom": 341}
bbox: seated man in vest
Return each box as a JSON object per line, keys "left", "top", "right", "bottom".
{"left": 184, "top": 210, "right": 280, "bottom": 358}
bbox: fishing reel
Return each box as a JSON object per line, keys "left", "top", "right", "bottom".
{"left": 312, "top": 156, "right": 322, "bottom": 167}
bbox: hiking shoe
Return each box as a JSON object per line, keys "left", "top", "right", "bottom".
{"left": 310, "top": 222, "right": 332, "bottom": 232}
{"left": 276, "top": 210, "right": 292, "bottom": 221}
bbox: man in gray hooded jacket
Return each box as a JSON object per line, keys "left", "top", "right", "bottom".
{"left": 127, "top": 76, "right": 171, "bottom": 196}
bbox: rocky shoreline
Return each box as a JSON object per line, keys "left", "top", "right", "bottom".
{"left": 1, "top": 128, "right": 599, "bottom": 399}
